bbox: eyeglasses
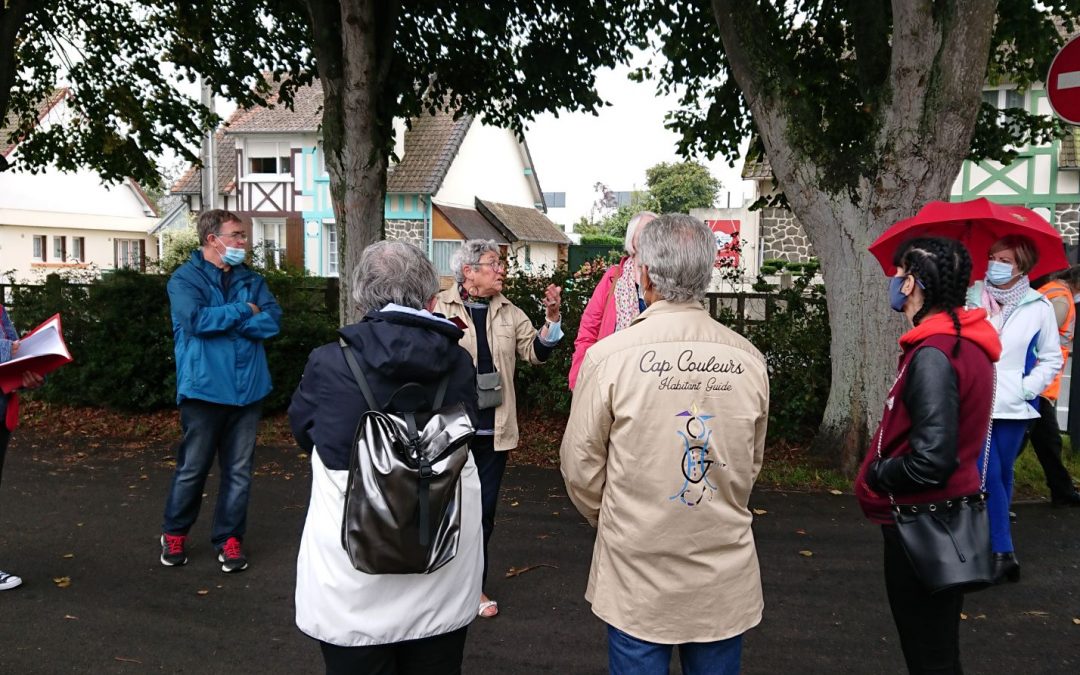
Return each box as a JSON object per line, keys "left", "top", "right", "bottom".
{"left": 473, "top": 260, "right": 506, "bottom": 271}
{"left": 216, "top": 231, "right": 248, "bottom": 241}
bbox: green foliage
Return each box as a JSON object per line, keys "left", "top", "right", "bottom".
{"left": 500, "top": 259, "right": 608, "bottom": 414}
{"left": 644, "top": 160, "right": 720, "bottom": 213}
{"left": 578, "top": 234, "right": 624, "bottom": 248}
{"left": 737, "top": 271, "right": 831, "bottom": 441}
{"left": 157, "top": 224, "right": 200, "bottom": 274}
{"left": 6, "top": 270, "right": 338, "bottom": 413}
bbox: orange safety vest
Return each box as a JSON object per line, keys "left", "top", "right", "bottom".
{"left": 1038, "top": 280, "right": 1075, "bottom": 401}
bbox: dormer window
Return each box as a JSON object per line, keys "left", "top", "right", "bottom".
{"left": 249, "top": 155, "right": 291, "bottom": 174}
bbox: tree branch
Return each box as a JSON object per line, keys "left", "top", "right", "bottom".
{"left": 844, "top": 0, "right": 892, "bottom": 104}
{"left": 0, "top": 0, "right": 34, "bottom": 156}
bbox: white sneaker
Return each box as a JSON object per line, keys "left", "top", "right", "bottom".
{"left": 0, "top": 571, "right": 22, "bottom": 590}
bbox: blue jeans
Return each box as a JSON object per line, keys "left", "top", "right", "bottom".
{"left": 980, "top": 418, "right": 1030, "bottom": 553}
{"left": 607, "top": 626, "right": 743, "bottom": 675}
{"left": 162, "top": 399, "right": 261, "bottom": 547}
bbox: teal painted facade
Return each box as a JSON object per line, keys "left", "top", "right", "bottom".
{"left": 299, "top": 146, "right": 431, "bottom": 274}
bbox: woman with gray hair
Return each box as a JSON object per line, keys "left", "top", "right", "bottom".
{"left": 569, "top": 211, "right": 657, "bottom": 389}
{"left": 289, "top": 241, "right": 484, "bottom": 673}
{"left": 433, "top": 239, "right": 563, "bottom": 618}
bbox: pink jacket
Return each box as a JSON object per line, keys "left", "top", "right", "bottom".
{"left": 569, "top": 257, "right": 627, "bottom": 390}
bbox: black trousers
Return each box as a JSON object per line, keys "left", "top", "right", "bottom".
{"left": 882, "top": 525, "right": 964, "bottom": 675}
{"left": 319, "top": 627, "right": 468, "bottom": 675}
{"left": 469, "top": 435, "right": 508, "bottom": 588}
{"left": 1025, "top": 396, "right": 1077, "bottom": 499}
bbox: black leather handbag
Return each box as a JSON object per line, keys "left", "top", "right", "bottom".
{"left": 338, "top": 341, "right": 475, "bottom": 575}
{"left": 879, "top": 368, "right": 994, "bottom": 595}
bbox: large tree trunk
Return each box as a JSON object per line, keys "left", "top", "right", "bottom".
{"left": 712, "top": 0, "right": 998, "bottom": 471}
{"left": 305, "top": 0, "right": 398, "bottom": 324}
{"left": 0, "top": 0, "right": 32, "bottom": 173}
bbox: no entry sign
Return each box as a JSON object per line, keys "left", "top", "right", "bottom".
{"left": 1047, "top": 34, "right": 1080, "bottom": 125}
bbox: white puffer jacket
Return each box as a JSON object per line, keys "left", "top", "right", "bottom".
{"left": 968, "top": 281, "right": 1063, "bottom": 419}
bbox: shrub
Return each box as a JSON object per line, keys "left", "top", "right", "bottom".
{"left": 500, "top": 258, "right": 608, "bottom": 414}
{"left": 7, "top": 270, "right": 338, "bottom": 413}
{"left": 578, "top": 234, "right": 623, "bottom": 248}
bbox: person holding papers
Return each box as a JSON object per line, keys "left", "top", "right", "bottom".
{"left": 0, "top": 304, "right": 45, "bottom": 590}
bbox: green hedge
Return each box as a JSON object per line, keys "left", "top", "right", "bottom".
{"left": 7, "top": 270, "right": 337, "bottom": 412}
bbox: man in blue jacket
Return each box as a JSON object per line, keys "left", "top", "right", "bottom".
{"left": 160, "top": 209, "right": 281, "bottom": 573}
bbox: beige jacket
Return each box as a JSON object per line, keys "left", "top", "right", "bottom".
{"left": 434, "top": 287, "right": 547, "bottom": 451}
{"left": 560, "top": 300, "right": 769, "bottom": 644}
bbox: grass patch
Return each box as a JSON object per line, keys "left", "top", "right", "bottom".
{"left": 1012, "top": 435, "right": 1080, "bottom": 500}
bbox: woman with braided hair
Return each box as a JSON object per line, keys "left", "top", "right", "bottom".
{"left": 967, "top": 234, "right": 1063, "bottom": 584}
{"left": 857, "top": 237, "right": 1001, "bottom": 674}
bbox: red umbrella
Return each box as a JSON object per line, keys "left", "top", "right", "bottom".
{"left": 868, "top": 198, "right": 1069, "bottom": 282}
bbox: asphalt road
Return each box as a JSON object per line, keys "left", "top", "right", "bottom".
{"left": 0, "top": 437, "right": 1077, "bottom": 674}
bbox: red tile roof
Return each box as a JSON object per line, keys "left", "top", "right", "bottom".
{"left": 1, "top": 88, "right": 69, "bottom": 157}
{"left": 387, "top": 112, "right": 473, "bottom": 194}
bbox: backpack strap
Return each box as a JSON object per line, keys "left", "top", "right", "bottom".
{"left": 339, "top": 339, "right": 381, "bottom": 413}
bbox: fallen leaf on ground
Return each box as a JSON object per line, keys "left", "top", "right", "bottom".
{"left": 795, "top": 529, "right": 807, "bottom": 535}
{"left": 139, "top": 475, "right": 149, "bottom": 480}
{"left": 536, "top": 534, "right": 550, "bottom": 540}
{"left": 960, "top": 613, "right": 968, "bottom": 620}
{"left": 828, "top": 489, "right": 843, "bottom": 495}
{"left": 798, "top": 550, "right": 814, "bottom": 557}
{"left": 53, "top": 576, "right": 71, "bottom": 588}
{"left": 197, "top": 589, "right": 209, "bottom": 596}
{"left": 505, "top": 563, "right": 558, "bottom": 578}
{"left": 510, "top": 501, "right": 520, "bottom": 507}
{"left": 114, "top": 657, "right": 142, "bottom": 664}
{"left": 975, "top": 614, "right": 987, "bottom": 620}
{"left": 63, "top": 615, "right": 78, "bottom": 620}
{"left": 752, "top": 508, "right": 767, "bottom": 515}
{"left": 62, "top": 553, "right": 74, "bottom": 559}
{"left": 1073, "top": 618, "right": 1080, "bottom": 625}
{"left": 1022, "top": 611, "right": 1049, "bottom": 617}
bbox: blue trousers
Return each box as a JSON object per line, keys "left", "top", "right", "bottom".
{"left": 607, "top": 626, "right": 743, "bottom": 675}
{"left": 980, "top": 418, "right": 1030, "bottom": 554}
{"left": 162, "top": 399, "right": 261, "bottom": 547}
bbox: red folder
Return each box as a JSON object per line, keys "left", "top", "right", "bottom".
{"left": 0, "top": 313, "right": 73, "bottom": 393}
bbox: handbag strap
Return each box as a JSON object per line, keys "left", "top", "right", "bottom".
{"left": 875, "top": 355, "right": 997, "bottom": 505}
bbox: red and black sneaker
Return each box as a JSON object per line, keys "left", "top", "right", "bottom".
{"left": 217, "top": 536, "right": 249, "bottom": 573}
{"left": 160, "top": 533, "right": 188, "bottom": 567}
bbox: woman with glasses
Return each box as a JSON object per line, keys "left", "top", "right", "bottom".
{"left": 433, "top": 239, "right": 563, "bottom": 619}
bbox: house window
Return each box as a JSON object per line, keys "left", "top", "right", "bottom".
{"left": 256, "top": 221, "right": 287, "bottom": 268}
{"left": 324, "top": 222, "right": 338, "bottom": 277}
{"left": 1004, "top": 88, "right": 1024, "bottom": 110}
{"left": 53, "top": 236, "right": 66, "bottom": 262}
{"left": 543, "top": 192, "right": 566, "bottom": 208}
{"left": 32, "top": 235, "right": 46, "bottom": 261}
{"left": 115, "top": 239, "right": 143, "bottom": 270}
{"left": 71, "top": 237, "right": 85, "bottom": 263}
{"left": 524, "top": 244, "right": 532, "bottom": 269}
{"left": 432, "top": 240, "right": 463, "bottom": 276}
{"left": 247, "top": 141, "right": 294, "bottom": 175}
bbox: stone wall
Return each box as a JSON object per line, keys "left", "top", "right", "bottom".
{"left": 760, "top": 206, "right": 815, "bottom": 262}
{"left": 385, "top": 219, "right": 425, "bottom": 249}
{"left": 1054, "top": 203, "right": 1080, "bottom": 246}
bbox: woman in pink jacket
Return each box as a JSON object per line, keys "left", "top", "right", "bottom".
{"left": 569, "top": 211, "right": 657, "bottom": 390}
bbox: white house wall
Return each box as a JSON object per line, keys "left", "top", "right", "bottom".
{"left": 508, "top": 241, "right": 560, "bottom": 272}
{"left": 0, "top": 223, "right": 157, "bottom": 281}
{"left": 435, "top": 124, "right": 538, "bottom": 209}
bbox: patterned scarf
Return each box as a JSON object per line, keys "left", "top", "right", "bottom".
{"left": 458, "top": 283, "right": 491, "bottom": 306}
{"left": 613, "top": 257, "right": 642, "bottom": 331}
{"left": 983, "top": 275, "right": 1031, "bottom": 328}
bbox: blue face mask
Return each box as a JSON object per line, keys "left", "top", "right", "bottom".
{"left": 986, "top": 260, "right": 1016, "bottom": 286}
{"left": 220, "top": 245, "right": 246, "bottom": 267}
{"left": 889, "top": 277, "right": 909, "bottom": 312}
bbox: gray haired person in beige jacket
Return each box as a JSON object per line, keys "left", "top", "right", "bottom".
{"left": 560, "top": 214, "right": 769, "bottom": 675}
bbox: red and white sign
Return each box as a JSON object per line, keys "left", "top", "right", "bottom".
{"left": 705, "top": 219, "right": 740, "bottom": 267}
{"left": 1047, "top": 34, "right": 1080, "bottom": 125}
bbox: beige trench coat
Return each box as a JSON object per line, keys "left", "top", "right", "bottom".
{"left": 560, "top": 300, "right": 769, "bottom": 644}
{"left": 433, "top": 287, "right": 546, "bottom": 451}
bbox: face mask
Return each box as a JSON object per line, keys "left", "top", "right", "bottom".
{"left": 217, "top": 242, "right": 246, "bottom": 266}
{"left": 986, "top": 260, "right": 1016, "bottom": 286}
{"left": 888, "top": 277, "right": 909, "bottom": 312}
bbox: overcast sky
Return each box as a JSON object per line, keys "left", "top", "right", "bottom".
{"left": 524, "top": 63, "right": 752, "bottom": 225}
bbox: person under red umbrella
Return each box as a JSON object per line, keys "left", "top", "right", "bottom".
{"left": 967, "top": 234, "right": 1063, "bottom": 584}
